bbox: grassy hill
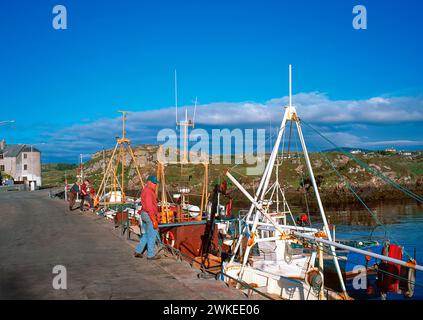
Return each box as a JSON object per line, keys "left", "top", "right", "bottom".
{"left": 41, "top": 163, "right": 78, "bottom": 187}
{"left": 42, "top": 146, "right": 423, "bottom": 208}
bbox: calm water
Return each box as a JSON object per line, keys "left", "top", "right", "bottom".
{"left": 323, "top": 200, "right": 423, "bottom": 300}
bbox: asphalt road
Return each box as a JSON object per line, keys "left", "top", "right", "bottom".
{"left": 0, "top": 190, "right": 246, "bottom": 300}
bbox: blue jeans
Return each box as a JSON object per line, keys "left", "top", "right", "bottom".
{"left": 135, "top": 212, "right": 158, "bottom": 258}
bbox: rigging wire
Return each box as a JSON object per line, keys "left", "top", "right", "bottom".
{"left": 293, "top": 125, "right": 313, "bottom": 227}
{"left": 301, "top": 120, "right": 423, "bottom": 204}
{"left": 302, "top": 127, "right": 414, "bottom": 260}
{"left": 225, "top": 122, "right": 287, "bottom": 174}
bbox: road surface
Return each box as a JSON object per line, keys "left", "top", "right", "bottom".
{"left": 0, "top": 190, "right": 246, "bottom": 300}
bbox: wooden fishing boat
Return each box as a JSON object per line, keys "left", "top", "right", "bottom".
{"left": 154, "top": 76, "right": 233, "bottom": 265}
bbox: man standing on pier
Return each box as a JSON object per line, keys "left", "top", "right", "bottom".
{"left": 134, "top": 175, "right": 160, "bottom": 260}
{"left": 79, "top": 179, "right": 93, "bottom": 212}
{"left": 68, "top": 180, "right": 80, "bottom": 211}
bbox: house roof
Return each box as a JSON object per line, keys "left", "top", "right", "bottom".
{"left": 21, "top": 146, "right": 41, "bottom": 153}
{"left": 0, "top": 144, "right": 41, "bottom": 157}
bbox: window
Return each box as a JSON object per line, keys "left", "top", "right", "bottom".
{"left": 0, "top": 153, "right": 3, "bottom": 159}
{"left": 24, "top": 164, "right": 28, "bottom": 171}
{"left": 24, "top": 153, "right": 27, "bottom": 159}
{"left": 0, "top": 165, "right": 4, "bottom": 172}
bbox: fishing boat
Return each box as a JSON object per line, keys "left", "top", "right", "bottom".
{"left": 94, "top": 111, "right": 145, "bottom": 210}
{"left": 155, "top": 73, "right": 234, "bottom": 267}
{"left": 84, "top": 105, "right": 233, "bottom": 261}
{"left": 221, "top": 65, "right": 422, "bottom": 300}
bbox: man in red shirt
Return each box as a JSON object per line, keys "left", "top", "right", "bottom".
{"left": 79, "top": 179, "right": 93, "bottom": 212}
{"left": 134, "top": 175, "right": 160, "bottom": 260}
{"left": 79, "top": 180, "right": 87, "bottom": 212}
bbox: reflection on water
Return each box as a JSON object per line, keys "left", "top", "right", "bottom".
{"left": 325, "top": 200, "right": 423, "bottom": 227}
{"left": 324, "top": 200, "right": 423, "bottom": 300}
{"left": 235, "top": 199, "right": 423, "bottom": 299}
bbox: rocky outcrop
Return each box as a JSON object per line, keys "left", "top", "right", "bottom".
{"left": 77, "top": 148, "right": 423, "bottom": 207}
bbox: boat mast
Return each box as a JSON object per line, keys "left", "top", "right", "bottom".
{"left": 227, "top": 65, "right": 348, "bottom": 297}
{"left": 289, "top": 64, "right": 292, "bottom": 107}
{"left": 175, "top": 70, "right": 178, "bottom": 125}
{"left": 94, "top": 111, "right": 145, "bottom": 207}
{"left": 291, "top": 87, "right": 348, "bottom": 297}
{"left": 157, "top": 72, "right": 208, "bottom": 220}
{"left": 290, "top": 65, "right": 348, "bottom": 296}
{"left": 227, "top": 68, "right": 292, "bottom": 273}
{"left": 175, "top": 71, "right": 194, "bottom": 164}
{"left": 228, "top": 66, "right": 298, "bottom": 265}
{"left": 183, "top": 108, "right": 188, "bottom": 163}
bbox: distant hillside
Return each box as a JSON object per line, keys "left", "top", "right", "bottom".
{"left": 42, "top": 145, "right": 159, "bottom": 188}
{"left": 42, "top": 145, "right": 423, "bottom": 207}
{"left": 42, "top": 163, "right": 79, "bottom": 187}
{"left": 322, "top": 147, "right": 372, "bottom": 153}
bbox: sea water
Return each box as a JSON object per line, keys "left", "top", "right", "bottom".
{"left": 325, "top": 200, "right": 423, "bottom": 300}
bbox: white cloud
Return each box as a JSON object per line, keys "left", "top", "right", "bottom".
{"left": 363, "top": 139, "right": 423, "bottom": 147}
{"left": 39, "top": 92, "right": 423, "bottom": 162}
{"left": 118, "top": 92, "right": 423, "bottom": 126}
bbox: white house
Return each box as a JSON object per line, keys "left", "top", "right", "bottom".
{"left": 0, "top": 139, "right": 42, "bottom": 188}
{"left": 385, "top": 148, "right": 397, "bottom": 153}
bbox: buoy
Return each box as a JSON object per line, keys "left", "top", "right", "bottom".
{"left": 400, "top": 260, "right": 416, "bottom": 298}
{"left": 305, "top": 268, "right": 323, "bottom": 294}
{"left": 163, "top": 231, "right": 175, "bottom": 247}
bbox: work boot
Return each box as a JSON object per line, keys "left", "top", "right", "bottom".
{"left": 147, "top": 255, "right": 161, "bottom": 261}
{"left": 134, "top": 252, "right": 143, "bottom": 258}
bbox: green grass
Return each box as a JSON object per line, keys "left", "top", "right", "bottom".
{"left": 42, "top": 147, "right": 423, "bottom": 198}
{"left": 408, "top": 161, "right": 423, "bottom": 176}
{"left": 42, "top": 163, "right": 78, "bottom": 187}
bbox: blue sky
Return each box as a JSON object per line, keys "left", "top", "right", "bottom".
{"left": 0, "top": 0, "right": 422, "bottom": 163}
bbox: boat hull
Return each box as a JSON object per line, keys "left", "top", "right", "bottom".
{"left": 224, "top": 263, "right": 344, "bottom": 300}
{"left": 323, "top": 242, "right": 383, "bottom": 275}
{"left": 159, "top": 222, "right": 219, "bottom": 260}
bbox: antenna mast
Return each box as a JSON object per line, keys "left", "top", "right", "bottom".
{"left": 289, "top": 64, "right": 292, "bottom": 107}
{"left": 192, "top": 96, "right": 198, "bottom": 126}
{"left": 80, "top": 154, "right": 84, "bottom": 182}
{"left": 175, "top": 70, "right": 178, "bottom": 124}
{"left": 117, "top": 110, "right": 128, "bottom": 139}
{"left": 174, "top": 71, "right": 195, "bottom": 163}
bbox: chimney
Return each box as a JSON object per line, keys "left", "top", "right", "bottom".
{"left": 0, "top": 139, "right": 5, "bottom": 150}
